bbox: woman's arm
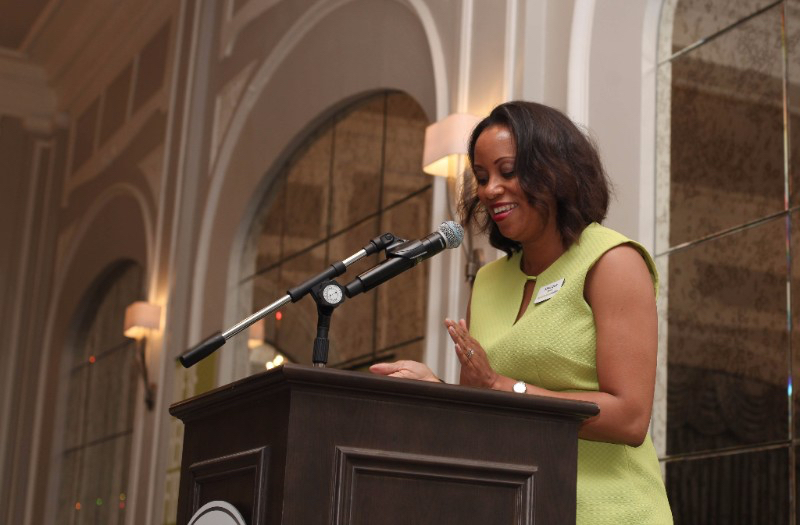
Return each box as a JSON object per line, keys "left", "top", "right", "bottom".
{"left": 448, "top": 244, "right": 658, "bottom": 446}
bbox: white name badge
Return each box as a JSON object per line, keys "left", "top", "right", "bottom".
{"left": 534, "top": 278, "right": 565, "bottom": 304}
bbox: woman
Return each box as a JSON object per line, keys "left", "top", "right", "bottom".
{"left": 371, "top": 101, "right": 673, "bottom": 524}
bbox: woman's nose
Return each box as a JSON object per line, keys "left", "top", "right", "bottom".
{"left": 485, "top": 177, "right": 503, "bottom": 198}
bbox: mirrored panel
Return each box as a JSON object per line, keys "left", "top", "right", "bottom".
{"left": 330, "top": 96, "right": 384, "bottom": 232}
{"left": 382, "top": 92, "right": 430, "bottom": 206}
{"left": 244, "top": 92, "right": 431, "bottom": 374}
{"left": 666, "top": 218, "right": 789, "bottom": 455}
{"left": 328, "top": 218, "right": 380, "bottom": 366}
{"left": 667, "top": 5, "right": 784, "bottom": 248}
{"left": 376, "top": 190, "right": 431, "bottom": 352}
{"left": 671, "top": 0, "right": 780, "bottom": 56}
{"left": 790, "top": 211, "right": 800, "bottom": 439}
{"left": 281, "top": 125, "right": 334, "bottom": 261}
{"left": 273, "top": 244, "right": 328, "bottom": 365}
{"left": 665, "top": 446, "right": 789, "bottom": 524}
{"left": 253, "top": 180, "right": 285, "bottom": 272}
{"left": 788, "top": 7, "right": 800, "bottom": 206}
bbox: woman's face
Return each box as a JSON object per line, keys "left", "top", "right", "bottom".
{"left": 472, "top": 125, "right": 553, "bottom": 245}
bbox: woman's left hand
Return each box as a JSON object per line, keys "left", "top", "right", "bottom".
{"left": 444, "top": 318, "right": 499, "bottom": 389}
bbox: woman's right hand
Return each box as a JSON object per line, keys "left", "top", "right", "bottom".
{"left": 369, "top": 360, "right": 441, "bottom": 383}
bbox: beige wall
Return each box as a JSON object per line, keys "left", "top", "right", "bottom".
{"left": 0, "top": 1, "right": 660, "bottom": 523}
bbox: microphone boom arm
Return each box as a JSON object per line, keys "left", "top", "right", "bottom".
{"left": 179, "top": 232, "right": 397, "bottom": 368}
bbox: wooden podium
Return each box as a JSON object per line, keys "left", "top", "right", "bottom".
{"left": 169, "top": 364, "right": 598, "bottom": 525}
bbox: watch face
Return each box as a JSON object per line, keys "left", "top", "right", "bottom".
{"left": 322, "top": 284, "right": 343, "bottom": 304}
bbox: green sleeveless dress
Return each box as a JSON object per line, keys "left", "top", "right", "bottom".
{"left": 470, "top": 223, "right": 672, "bottom": 524}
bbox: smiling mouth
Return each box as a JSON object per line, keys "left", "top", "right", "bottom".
{"left": 491, "top": 203, "right": 517, "bottom": 216}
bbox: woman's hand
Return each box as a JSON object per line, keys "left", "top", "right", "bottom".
{"left": 369, "top": 360, "right": 441, "bottom": 382}
{"left": 444, "top": 318, "right": 499, "bottom": 389}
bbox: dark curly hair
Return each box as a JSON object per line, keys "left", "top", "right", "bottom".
{"left": 461, "top": 101, "right": 611, "bottom": 257}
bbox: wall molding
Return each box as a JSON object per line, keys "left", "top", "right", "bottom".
{"left": 0, "top": 54, "right": 57, "bottom": 124}
{"left": 219, "top": 0, "right": 283, "bottom": 58}
{"left": 566, "top": 0, "right": 596, "bottom": 127}
{"left": 25, "top": 182, "right": 154, "bottom": 524}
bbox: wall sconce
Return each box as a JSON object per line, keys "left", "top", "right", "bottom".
{"left": 422, "top": 113, "right": 482, "bottom": 177}
{"left": 123, "top": 301, "right": 161, "bottom": 410}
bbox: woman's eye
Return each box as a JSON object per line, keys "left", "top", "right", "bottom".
{"left": 474, "top": 176, "right": 488, "bottom": 186}
{"left": 501, "top": 171, "right": 515, "bottom": 178}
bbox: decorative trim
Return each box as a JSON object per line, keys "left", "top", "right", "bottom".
{"left": 148, "top": 2, "right": 199, "bottom": 522}
{"left": 61, "top": 88, "right": 165, "bottom": 206}
{"left": 566, "top": 0, "right": 596, "bottom": 127}
{"left": 653, "top": 0, "right": 676, "bottom": 463}
{"left": 219, "top": 0, "right": 283, "bottom": 58}
{"left": 12, "top": 139, "right": 52, "bottom": 525}
{"left": 211, "top": 60, "right": 256, "bottom": 168}
{"left": 639, "top": 0, "right": 663, "bottom": 256}
{"left": 19, "top": 0, "right": 64, "bottom": 53}
{"left": 188, "top": 446, "right": 270, "bottom": 524}
{"left": 28, "top": 180, "right": 156, "bottom": 524}
{"left": 331, "top": 446, "right": 537, "bottom": 525}
{"left": 189, "top": 501, "right": 247, "bottom": 525}
{"left": 503, "top": 0, "right": 519, "bottom": 100}
{"left": 405, "top": 0, "right": 449, "bottom": 119}
{"left": 0, "top": 54, "right": 57, "bottom": 122}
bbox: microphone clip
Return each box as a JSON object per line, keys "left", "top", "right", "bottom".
{"left": 384, "top": 237, "right": 410, "bottom": 257}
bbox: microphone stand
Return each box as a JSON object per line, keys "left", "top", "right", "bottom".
{"left": 179, "top": 232, "right": 397, "bottom": 368}
{"left": 308, "top": 280, "right": 347, "bottom": 367}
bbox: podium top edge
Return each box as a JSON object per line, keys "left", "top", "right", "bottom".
{"left": 169, "top": 363, "right": 599, "bottom": 421}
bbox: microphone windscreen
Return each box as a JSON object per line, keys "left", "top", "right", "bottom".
{"left": 439, "top": 221, "right": 464, "bottom": 249}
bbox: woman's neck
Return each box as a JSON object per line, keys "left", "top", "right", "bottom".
{"left": 519, "top": 229, "right": 565, "bottom": 276}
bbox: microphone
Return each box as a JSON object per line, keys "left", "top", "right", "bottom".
{"left": 344, "top": 221, "right": 464, "bottom": 298}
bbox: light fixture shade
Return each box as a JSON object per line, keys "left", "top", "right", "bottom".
{"left": 422, "top": 113, "right": 482, "bottom": 176}
{"left": 123, "top": 301, "right": 162, "bottom": 339}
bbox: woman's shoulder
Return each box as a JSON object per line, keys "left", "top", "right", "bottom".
{"left": 578, "top": 223, "right": 630, "bottom": 246}
{"left": 580, "top": 223, "right": 658, "bottom": 294}
{"left": 475, "top": 250, "right": 521, "bottom": 280}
